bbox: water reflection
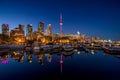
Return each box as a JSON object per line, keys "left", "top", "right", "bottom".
{"left": 60, "top": 53, "right": 63, "bottom": 73}
{"left": 47, "top": 54, "right": 52, "bottom": 63}
{"left": 11, "top": 51, "right": 24, "bottom": 62}
{"left": 104, "top": 52, "right": 120, "bottom": 60}
{"left": 63, "top": 51, "right": 74, "bottom": 56}
{"left": 0, "top": 52, "right": 9, "bottom": 64}
{"left": 0, "top": 50, "right": 75, "bottom": 65}
{"left": 0, "top": 49, "right": 120, "bottom": 64}
{"left": 91, "top": 50, "right": 95, "bottom": 54}
{"left": 26, "top": 51, "right": 33, "bottom": 63}
{"left": 0, "top": 49, "right": 120, "bottom": 80}
{"left": 114, "top": 55, "right": 120, "bottom": 59}
{"left": 77, "top": 51, "right": 81, "bottom": 54}
{"left": 37, "top": 53, "right": 44, "bottom": 64}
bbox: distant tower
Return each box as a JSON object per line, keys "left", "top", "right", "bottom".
{"left": 38, "top": 22, "right": 44, "bottom": 35}
{"left": 19, "top": 24, "right": 24, "bottom": 36}
{"left": 2, "top": 24, "right": 9, "bottom": 36}
{"left": 60, "top": 13, "right": 63, "bottom": 37}
{"left": 27, "top": 24, "right": 33, "bottom": 40}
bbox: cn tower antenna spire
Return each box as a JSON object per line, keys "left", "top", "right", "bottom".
{"left": 60, "top": 13, "right": 63, "bottom": 37}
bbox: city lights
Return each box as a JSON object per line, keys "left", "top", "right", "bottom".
{"left": 77, "top": 31, "right": 80, "bottom": 35}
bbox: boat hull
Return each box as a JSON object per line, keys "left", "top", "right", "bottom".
{"left": 103, "top": 47, "right": 120, "bottom": 54}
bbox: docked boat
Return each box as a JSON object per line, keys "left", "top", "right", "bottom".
{"left": 92, "top": 43, "right": 102, "bottom": 50}
{"left": 33, "top": 46, "right": 40, "bottom": 50}
{"left": 25, "top": 44, "right": 32, "bottom": 51}
{"left": 103, "top": 46, "right": 120, "bottom": 54}
{"left": 9, "top": 44, "right": 25, "bottom": 51}
{"left": 33, "top": 42, "right": 41, "bottom": 50}
{"left": 62, "top": 44, "right": 74, "bottom": 52}
{"left": 40, "top": 45, "right": 52, "bottom": 53}
{"left": 46, "top": 43, "right": 53, "bottom": 49}
{"left": 53, "top": 45, "right": 61, "bottom": 53}
{"left": 84, "top": 43, "right": 102, "bottom": 50}
{"left": 77, "top": 44, "right": 86, "bottom": 51}
{"left": 53, "top": 45, "right": 63, "bottom": 53}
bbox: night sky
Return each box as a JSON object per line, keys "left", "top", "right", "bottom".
{"left": 0, "top": 0, "right": 120, "bottom": 40}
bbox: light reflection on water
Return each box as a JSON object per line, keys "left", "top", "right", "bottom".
{"left": 0, "top": 50, "right": 120, "bottom": 80}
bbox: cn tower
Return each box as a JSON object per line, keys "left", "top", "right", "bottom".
{"left": 60, "top": 13, "right": 63, "bottom": 37}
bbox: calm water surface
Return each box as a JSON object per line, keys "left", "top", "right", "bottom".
{"left": 0, "top": 50, "right": 120, "bottom": 80}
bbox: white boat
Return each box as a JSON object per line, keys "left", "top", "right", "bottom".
{"left": 33, "top": 41, "right": 41, "bottom": 50}
{"left": 33, "top": 47, "right": 40, "bottom": 50}
{"left": 62, "top": 44, "right": 74, "bottom": 52}
{"left": 83, "top": 43, "right": 102, "bottom": 50}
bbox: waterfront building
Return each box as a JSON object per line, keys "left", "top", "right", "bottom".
{"left": 10, "top": 24, "right": 25, "bottom": 43}
{"left": 59, "top": 36, "right": 70, "bottom": 44}
{"left": 2, "top": 24, "right": 9, "bottom": 36}
{"left": 33, "top": 31, "right": 44, "bottom": 41}
{"left": 52, "top": 34, "right": 60, "bottom": 43}
{"left": 19, "top": 24, "right": 24, "bottom": 36}
{"left": 26, "top": 24, "right": 33, "bottom": 40}
{"left": 65, "top": 34, "right": 78, "bottom": 40}
{"left": 46, "top": 24, "right": 52, "bottom": 36}
{"left": 81, "top": 34, "right": 86, "bottom": 43}
{"left": 38, "top": 22, "right": 44, "bottom": 35}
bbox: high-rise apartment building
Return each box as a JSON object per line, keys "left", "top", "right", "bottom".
{"left": 2, "top": 24, "right": 9, "bottom": 36}
{"left": 38, "top": 22, "right": 44, "bottom": 35}
{"left": 26, "top": 24, "right": 33, "bottom": 40}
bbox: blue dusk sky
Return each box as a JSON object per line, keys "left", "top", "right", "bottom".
{"left": 0, "top": 0, "right": 120, "bottom": 40}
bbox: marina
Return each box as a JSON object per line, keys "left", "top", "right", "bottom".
{"left": 0, "top": 0, "right": 120, "bottom": 80}
{"left": 0, "top": 44, "right": 120, "bottom": 80}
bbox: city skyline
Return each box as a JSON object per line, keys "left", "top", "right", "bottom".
{"left": 0, "top": 0, "right": 120, "bottom": 40}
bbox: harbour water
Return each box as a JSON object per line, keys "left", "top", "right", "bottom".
{"left": 0, "top": 50, "right": 120, "bottom": 80}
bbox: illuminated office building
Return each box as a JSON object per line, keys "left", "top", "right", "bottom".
{"left": 26, "top": 24, "right": 33, "bottom": 40}
{"left": 38, "top": 22, "right": 44, "bottom": 35}
{"left": 2, "top": 24, "right": 9, "bottom": 36}
{"left": 46, "top": 24, "right": 52, "bottom": 36}
{"left": 19, "top": 24, "right": 24, "bottom": 36}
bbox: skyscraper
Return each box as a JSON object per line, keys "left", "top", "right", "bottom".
{"left": 38, "top": 22, "right": 44, "bottom": 35}
{"left": 19, "top": 24, "right": 24, "bottom": 36}
{"left": 2, "top": 24, "right": 9, "bottom": 36}
{"left": 46, "top": 24, "right": 52, "bottom": 36}
{"left": 26, "top": 24, "right": 33, "bottom": 40}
